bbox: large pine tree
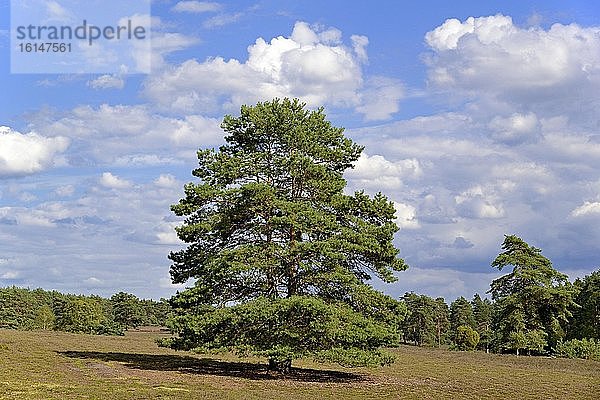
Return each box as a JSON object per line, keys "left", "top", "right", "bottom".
{"left": 162, "top": 98, "right": 407, "bottom": 372}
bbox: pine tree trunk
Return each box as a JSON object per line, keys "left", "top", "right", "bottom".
{"left": 268, "top": 358, "right": 292, "bottom": 374}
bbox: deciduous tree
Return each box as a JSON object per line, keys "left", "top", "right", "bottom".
{"left": 56, "top": 298, "right": 104, "bottom": 334}
{"left": 455, "top": 325, "right": 480, "bottom": 351}
{"left": 33, "top": 304, "right": 55, "bottom": 330}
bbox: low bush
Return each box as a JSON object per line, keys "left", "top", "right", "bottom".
{"left": 555, "top": 338, "right": 600, "bottom": 361}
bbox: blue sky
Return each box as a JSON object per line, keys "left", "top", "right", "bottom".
{"left": 1, "top": 0, "right": 599, "bottom": 300}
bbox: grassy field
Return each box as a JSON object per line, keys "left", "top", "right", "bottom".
{"left": 0, "top": 329, "right": 598, "bottom": 399}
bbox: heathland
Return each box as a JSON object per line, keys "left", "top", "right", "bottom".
{"left": 0, "top": 328, "right": 598, "bottom": 400}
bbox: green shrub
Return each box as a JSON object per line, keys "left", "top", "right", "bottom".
{"left": 95, "top": 320, "right": 125, "bottom": 336}
{"left": 454, "top": 325, "right": 480, "bottom": 351}
{"left": 555, "top": 338, "right": 600, "bottom": 361}
{"left": 56, "top": 298, "right": 104, "bottom": 334}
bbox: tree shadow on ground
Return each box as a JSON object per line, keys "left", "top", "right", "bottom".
{"left": 58, "top": 351, "right": 367, "bottom": 383}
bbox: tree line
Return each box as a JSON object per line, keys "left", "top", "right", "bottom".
{"left": 0, "top": 287, "right": 172, "bottom": 335}
{"left": 403, "top": 236, "right": 600, "bottom": 360}
{"left": 401, "top": 269, "right": 600, "bottom": 358}
{"left": 1, "top": 259, "right": 597, "bottom": 361}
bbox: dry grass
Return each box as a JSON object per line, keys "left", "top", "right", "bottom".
{"left": 0, "top": 329, "right": 598, "bottom": 399}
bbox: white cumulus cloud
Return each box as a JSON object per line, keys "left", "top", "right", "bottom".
{"left": 347, "top": 153, "right": 422, "bottom": 190}
{"left": 572, "top": 201, "right": 600, "bottom": 217}
{"left": 154, "top": 174, "right": 179, "bottom": 188}
{"left": 142, "top": 21, "right": 400, "bottom": 120}
{"left": 33, "top": 104, "right": 223, "bottom": 166}
{"left": 99, "top": 172, "right": 132, "bottom": 189}
{"left": 455, "top": 185, "right": 505, "bottom": 219}
{"left": 0, "top": 126, "right": 69, "bottom": 177}
{"left": 488, "top": 112, "right": 541, "bottom": 144}
{"left": 425, "top": 15, "right": 600, "bottom": 120}
{"left": 394, "top": 201, "right": 420, "bottom": 229}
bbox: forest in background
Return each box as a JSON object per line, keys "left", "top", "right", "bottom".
{"left": 0, "top": 287, "right": 171, "bottom": 335}
{"left": 1, "top": 266, "right": 598, "bottom": 361}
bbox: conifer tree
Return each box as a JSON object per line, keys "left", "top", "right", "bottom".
{"left": 489, "top": 235, "right": 575, "bottom": 354}
{"left": 162, "top": 98, "right": 408, "bottom": 372}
